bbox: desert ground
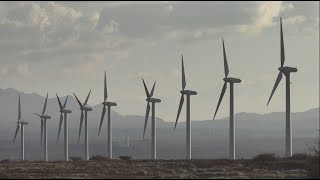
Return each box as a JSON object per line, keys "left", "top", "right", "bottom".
{"left": 0, "top": 154, "right": 318, "bottom": 179}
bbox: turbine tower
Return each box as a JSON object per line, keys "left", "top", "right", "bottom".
{"left": 13, "top": 94, "right": 29, "bottom": 161}
{"left": 34, "top": 93, "right": 51, "bottom": 162}
{"left": 213, "top": 38, "right": 241, "bottom": 160}
{"left": 266, "top": 17, "right": 297, "bottom": 158}
{"left": 174, "top": 55, "right": 197, "bottom": 160}
{"left": 73, "top": 90, "right": 93, "bottom": 161}
{"left": 98, "top": 71, "right": 117, "bottom": 159}
{"left": 142, "top": 79, "right": 161, "bottom": 159}
{"left": 56, "top": 94, "right": 72, "bottom": 161}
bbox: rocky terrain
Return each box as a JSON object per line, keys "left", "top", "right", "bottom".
{"left": 0, "top": 156, "right": 315, "bottom": 179}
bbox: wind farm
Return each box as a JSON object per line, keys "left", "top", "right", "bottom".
{"left": 0, "top": 1, "right": 318, "bottom": 179}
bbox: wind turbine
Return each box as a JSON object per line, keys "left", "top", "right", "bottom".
{"left": 56, "top": 94, "right": 72, "bottom": 161}
{"left": 266, "top": 17, "right": 297, "bottom": 158}
{"left": 213, "top": 38, "right": 241, "bottom": 160}
{"left": 174, "top": 54, "right": 197, "bottom": 160}
{"left": 13, "top": 94, "right": 29, "bottom": 161}
{"left": 142, "top": 79, "right": 161, "bottom": 159}
{"left": 98, "top": 71, "right": 117, "bottom": 159}
{"left": 34, "top": 93, "right": 51, "bottom": 162}
{"left": 73, "top": 90, "right": 93, "bottom": 161}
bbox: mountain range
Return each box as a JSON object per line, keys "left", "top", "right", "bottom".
{"left": 0, "top": 88, "right": 318, "bottom": 131}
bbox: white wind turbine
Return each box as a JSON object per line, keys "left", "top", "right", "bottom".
{"left": 174, "top": 54, "right": 197, "bottom": 160}
{"left": 73, "top": 90, "right": 93, "bottom": 161}
{"left": 34, "top": 93, "right": 51, "bottom": 162}
{"left": 13, "top": 94, "right": 29, "bottom": 161}
{"left": 266, "top": 17, "right": 297, "bottom": 158}
{"left": 56, "top": 94, "right": 72, "bottom": 161}
{"left": 98, "top": 71, "right": 117, "bottom": 159}
{"left": 213, "top": 38, "right": 241, "bottom": 160}
{"left": 142, "top": 79, "right": 161, "bottom": 159}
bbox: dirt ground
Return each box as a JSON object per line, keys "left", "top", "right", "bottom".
{"left": 0, "top": 159, "right": 310, "bottom": 179}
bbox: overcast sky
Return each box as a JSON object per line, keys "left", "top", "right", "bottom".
{"left": 0, "top": 1, "right": 319, "bottom": 122}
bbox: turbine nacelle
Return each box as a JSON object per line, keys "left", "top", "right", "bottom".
{"left": 223, "top": 77, "right": 241, "bottom": 83}
{"left": 102, "top": 101, "right": 117, "bottom": 106}
{"left": 81, "top": 106, "right": 93, "bottom": 111}
{"left": 278, "top": 66, "right": 298, "bottom": 74}
{"left": 146, "top": 97, "right": 161, "bottom": 103}
{"left": 60, "top": 109, "right": 72, "bottom": 114}
{"left": 40, "top": 115, "right": 51, "bottom": 120}
{"left": 180, "top": 90, "right": 197, "bottom": 95}
{"left": 18, "top": 121, "right": 29, "bottom": 126}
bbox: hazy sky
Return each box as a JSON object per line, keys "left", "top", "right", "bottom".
{"left": 0, "top": 1, "right": 319, "bottom": 122}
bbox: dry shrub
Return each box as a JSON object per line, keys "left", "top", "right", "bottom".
{"left": 277, "top": 160, "right": 306, "bottom": 169}
{"left": 289, "top": 153, "right": 309, "bottom": 161}
{"left": 70, "top": 156, "right": 82, "bottom": 162}
{"left": 0, "top": 159, "right": 11, "bottom": 164}
{"left": 0, "top": 171, "right": 11, "bottom": 179}
{"left": 253, "top": 153, "right": 279, "bottom": 162}
{"left": 118, "top": 156, "right": 132, "bottom": 161}
{"left": 90, "top": 155, "right": 110, "bottom": 161}
{"left": 305, "top": 130, "right": 320, "bottom": 179}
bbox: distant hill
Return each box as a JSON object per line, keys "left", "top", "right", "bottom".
{"left": 0, "top": 88, "right": 318, "bottom": 132}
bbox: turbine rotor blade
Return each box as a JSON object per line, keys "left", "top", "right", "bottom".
{"left": 78, "top": 111, "right": 84, "bottom": 143}
{"left": 18, "top": 94, "right": 21, "bottom": 121}
{"left": 104, "top": 71, "right": 108, "bottom": 102}
{"left": 98, "top": 105, "right": 106, "bottom": 136}
{"left": 267, "top": 71, "right": 283, "bottom": 106}
{"left": 63, "top": 96, "right": 68, "bottom": 109}
{"left": 222, "top": 38, "right": 229, "bottom": 78}
{"left": 280, "top": 17, "right": 285, "bottom": 67}
{"left": 142, "top": 78, "right": 150, "bottom": 97}
{"left": 182, "top": 55, "right": 186, "bottom": 90}
{"left": 143, "top": 102, "right": 150, "bottom": 139}
{"left": 83, "top": 90, "right": 91, "bottom": 107}
{"left": 174, "top": 94, "right": 184, "bottom": 130}
{"left": 34, "top": 113, "right": 41, "bottom": 117}
{"left": 56, "top": 94, "right": 63, "bottom": 110}
{"left": 13, "top": 124, "right": 20, "bottom": 143}
{"left": 73, "top": 93, "right": 83, "bottom": 108}
{"left": 149, "top": 81, "right": 156, "bottom": 97}
{"left": 213, "top": 82, "right": 227, "bottom": 120}
{"left": 42, "top": 93, "right": 48, "bottom": 115}
{"left": 57, "top": 113, "right": 63, "bottom": 142}
{"left": 41, "top": 119, "right": 43, "bottom": 145}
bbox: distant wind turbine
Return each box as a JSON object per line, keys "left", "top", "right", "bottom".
{"left": 142, "top": 79, "right": 161, "bottom": 159}
{"left": 34, "top": 93, "right": 51, "bottom": 162}
{"left": 213, "top": 38, "right": 241, "bottom": 160}
{"left": 98, "top": 71, "right": 117, "bottom": 159}
{"left": 13, "top": 94, "right": 29, "bottom": 161}
{"left": 266, "top": 17, "right": 297, "bottom": 158}
{"left": 56, "top": 94, "right": 72, "bottom": 161}
{"left": 74, "top": 90, "right": 93, "bottom": 161}
{"left": 174, "top": 55, "right": 197, "bottom": 160}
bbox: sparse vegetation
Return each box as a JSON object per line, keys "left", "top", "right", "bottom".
{"left": 0, "top": 171, "right": 11, "bottom": 179}
{"left": 305, "top": 130, "right": 320, "bottom": 179}
{"left": 118, "top": 156, "right": 132, "bottom": 160}
{"left": 0, "top": 159, "right": 10, "bottom": 164}
{"left": 70, "top": 156, "right": 82, "bottom": 162}
{"left": 253, "top": 153, "right": 279, "bottom": 162}
{"left": 289, "top": 153, "right": 308, "bottom": 160}
{"left": 89, "top": 155, "right": 110, "bottom": 161}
